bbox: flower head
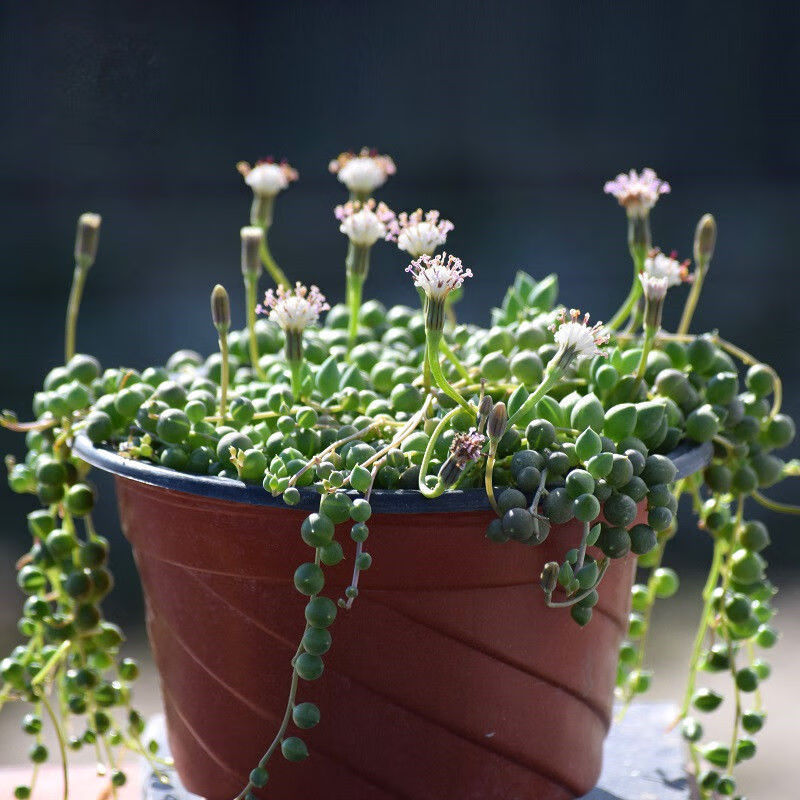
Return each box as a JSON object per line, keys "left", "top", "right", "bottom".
{"left": 639, "top": 272, "right": 669, "bottom": 302}
{"left": 406, "top": 252, "right": 473, "bottom": 302}
{"left": 643, "top": 249, "right": 693, "bottom": 287}
{"left": 329, "top": 148, "right": 396, "bottom": 195}
{"left": 237, "top": 158, "right": 299, "bottom": 197}
{"left": 336, "top": 199, "right": 395, "bottom": 247}
{"left": 257, "top": 282, "right": 329, "bottom": 332}
{"left": 387, "top": 209, "right": 454, "bottom": 258}
{"left": 604, "top": 168, "right": 670, "bottom": 217}
{"left": 450, "top": 429, "right": 486, "bottom": 468}
{"left": 549, "top": 309, "right": 610, "bottom": 361}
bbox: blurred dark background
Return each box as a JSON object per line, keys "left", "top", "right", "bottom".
{"left": 1, "top": 0, "right": 799, "bottom": 631}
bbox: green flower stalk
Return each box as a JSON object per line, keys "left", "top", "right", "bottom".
{"left": 678, "top": 213, "right": 717, "bottom": 335}
{"left": 258, "top": 282, "right": 330, "bottom": 401}
{"left": 407, "top": 253, "right": 474, "bottom": 412}
{"left": 64, "top": 212, "right": 101, "bottom": 363}
{"left": 240, "top": 226, "right": 266, "bottom": 379}
{"left": 507, "top": 308, "right": 609, "bottom": 427}
{"left": 336, "top": 199, "right": 395, "bottom": 350}
{"left": 237, "top": 158, "right": 297, "bottom": 289}
{"left": 604, "top": 168, "right": 671, "bottom": 330}
{"left": 210, "top": 284, "right": 231, "bottom": 419}
{"left": 635, "top": 273, "right": 668, "bottom": 383}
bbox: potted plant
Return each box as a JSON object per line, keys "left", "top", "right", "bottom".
{"left": 2, "top": 155, "right": 796, "bottom": 800}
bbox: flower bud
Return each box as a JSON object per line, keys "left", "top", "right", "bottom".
{"left": 540, "top": 561, "right": 560, "bottom": 595}
{"left": 241, "top": 226, "right": 263, "bottom": 277}
{"left": 74, "top": 213, "right": 102, "bottom": 269}
{"left": 210, "top": 284, "right": 230, "bottom": 333}
{"left": 476, "top": 394, "right": 493, "bottom": 433}
{"left": 438, "top": 456, "right": 463, "bottom": 489}
{"left": 694, "top": 214, "right": 716, "bottom": 267}
{"left": 487, "top": 401, "right": 508, "bottom": 443}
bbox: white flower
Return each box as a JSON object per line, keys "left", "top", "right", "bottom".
{"left": 604, "top": 168, "right": 670, "bottom": 217}
{"left": 329, "top": 148, "right": 396, "bottom": 195}
{"left": 406, "top": 252, "right": 473, "bottom": 302}
{"left": 639, "top": 272, "right": 669, "bottom": 301}
{"left": 257, "top": 282, "right": 329, "bottom": 332}
{"left": 550, "top": 309, "right": 609, "bottom": 359}
{"left": 388, "top": 209, "right": 454, "bottom": 258}
{"left": 335, "top": 199, "right": 395, "bottom": 247}
{"left": 643, "top": 249, "right": 692, "bottom": 287}
{"left": 237, "top": 159, "right": 298, "bottom": 197}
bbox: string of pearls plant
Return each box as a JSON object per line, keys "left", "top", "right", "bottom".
{"left": 2, "top": 155, "right": 798, "bottom": 800}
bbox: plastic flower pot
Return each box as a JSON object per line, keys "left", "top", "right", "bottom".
{"left": 73, "top": 435, "right": 711, "bottom": 800}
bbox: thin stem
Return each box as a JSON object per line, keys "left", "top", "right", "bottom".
{"left": 64, "top": 265, "right": 88, "bottom": 363}
{"left": 346, "top": 273, "right": 365, "bottom": 352}
{"left": 244, "top": 273, "right": 266, "bottom": 379}
{"left": 217, "top": 329, "right": 229, "bottom": 420}
{"left": 426, "top": 332, "right": 474, "bottom": 414}
{"left": 31, "top": 639, "right": 71, "bottom": 687}
{"left": 259, "top": 232, "right": 290, "bottom": 289}
{"left": 608, "top": 279, "right": 642, "bottom": 332}
{"left": 752, "top": 490, "right": 800, "bottom": 515}
{"left": 678, "top": 536, "right": 726, "bottom": 720}
{"left": 417, "top": 407, "right": 462, "bottom": 498}
{"left": 506, "top": 365, "right": 561, "bottom": 428}
{"left": 634, "top": 325, "right": 657, "bottom": 383}
{"left": 289, "top": 360, "right": 304, "bottom": 402}
{"left": 677, "top": 266, "right": 707, "bottom": 336}
{"left": 40, "top": 692, "right": 68, "bottom": 800}
{"left": 439, "top": 338, "right": 471, "bottom": 381}
{"left": 235, "top": 643, "right": 303, "bottom": 800}
{"left": 484, "top": 452, "right": 499, "bottom": 513}
{"left": 546, "top": 559, "right": 610, "bottom": 607}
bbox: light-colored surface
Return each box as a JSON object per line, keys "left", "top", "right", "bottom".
{"left": 0, "top": 573, "right": 797, "bottom": 798}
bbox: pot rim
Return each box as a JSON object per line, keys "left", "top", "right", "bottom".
{"left": 72, "top": 433, "right": 713, "bottom": 514}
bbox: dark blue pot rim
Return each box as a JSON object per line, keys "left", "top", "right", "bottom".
{"left": 72, "top": 433, "right": 713, "bottom": 515}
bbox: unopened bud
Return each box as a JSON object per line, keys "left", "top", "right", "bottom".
{"left": 438, "top": 456, "right": 463, "bottom": 488}
{"left": 487, "top": 401, "right": 508, "bottom": 442}
{"left": 74, "top": 213, "right": 102, "bottom": 269}
{"left": 210, "top": 284, "right": 230, "bottom": 333}
{"left": 241, "top": 226, "right": 264, "bottom": 277}
{"left": 476, "top": 394, "right": 494, "bottom": 433}
{"left": 694, "top": 213, "right": 716, "bottom": 267}
{"left": 540, "top": 561, "right": 559, "bottom": 595}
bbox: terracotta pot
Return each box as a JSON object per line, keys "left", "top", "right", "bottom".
{"left": 74, "top": 437, "right": 712, "bottom": 800}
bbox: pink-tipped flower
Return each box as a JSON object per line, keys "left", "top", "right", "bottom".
{"left": 237, "top": 158, "right": 299, "bottom": 197}
{"left": 406, "top": 252, "right": 473, "bottom": 302}
{"left": 643, "top": 248, "right": 693, "bottom": 287}
{"left": 336, "top": 199, "right": 395, "bottom": 247}
{"left": 387, "top": 209, "right": 454, "bottom": 258}
{"left": 258, "top": 282, "right": 329, "bottom": 333}
{"left": 549, "top": 309, "right": 610, "bottom": 361}
{"left": 604, "top": 168, "right": 670, "bottom": 217}
{"left": 329, "top": 148, "right": 396, "bottom": 195}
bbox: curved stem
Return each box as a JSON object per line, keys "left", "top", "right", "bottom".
{"left": 426, "top": 332, "right": 474, "bottom": 414}
{"left": 244, "top": 273, "right": 266, "bottom": 379}
{"left": 608, "top": 279, "right": 642, "bottom": 332}
{"left": 506, "top": 366, "right": 561, "bottom": 428}
{"left": 634, "top": 325, "right": 657, "bottom": 384}
{"left": 259, "top": 234, "right": 290, "bottom": 289}
{"left": 64, "top": 265, "right": 88, "bottom": 363}
{"left": 484, "top": 451, "right": 499, "bottom": 513}
{"left": 418, "top": 407, "right": 462, "bottom": 498}
{"left": 546, "top": 559, "right": 610, "bottom": 607}
{"left": 752, "top": 490, "right": 800, "bottom": 515}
